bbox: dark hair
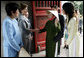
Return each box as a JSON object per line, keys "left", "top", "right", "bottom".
{"left": 75, "top": 9, "right": 79, "bottom": 14}
{"left": 5, "top": 3, "right": 19, "bottom": 16}
{"left": 19, "top": 3, "right": 28, "bottom": 13}
{"left": 62, "top": 2, "right": 75, "bottom": 22}
{"left": 75, "top": 10, "right": 77, "bottom": 14}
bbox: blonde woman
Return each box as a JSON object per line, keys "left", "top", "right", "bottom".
{"left": 18, "top": 3, "right": 38, "bottom": 56}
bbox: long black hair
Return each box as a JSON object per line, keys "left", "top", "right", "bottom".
{"left": 62, "top": 2, "right": 75, "bottom": 22}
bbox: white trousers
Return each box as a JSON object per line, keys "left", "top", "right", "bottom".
{"left": 55, "top": 42, "right": 58, "bottom": 57}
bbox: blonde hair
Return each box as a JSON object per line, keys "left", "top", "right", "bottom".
{"left": 19, "top": 3, "right": 28, "bottom": 13}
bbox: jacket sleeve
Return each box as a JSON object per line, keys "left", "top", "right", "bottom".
{"left": 20, "top": 20, "right": 31, "bottom": 35}
{"left": 53, "top": 15, "right": 64, "bottom": 42}
{"left": 20, "top": 38, "right": 24, "bottom": 47}
{"left": 66, "top": 18, "right": 76, "bottom": 45}
{"left": 29, "top": 19, "right": 33, "bottom": 35}
{"left": 6, "top": 22, "right": 21, "bottom": 52}
{"left": 39, "top": 21, "right": 49, "bottom": 33}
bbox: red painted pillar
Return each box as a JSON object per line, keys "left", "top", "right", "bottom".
{"left": 32, "top": 1, "right": 38, "bottom": 53}
{"left": 49, "top": 1, "right": 50, "bottom": 7}
{"left": 40, "top": 1, "right": 41, "bottom": 7}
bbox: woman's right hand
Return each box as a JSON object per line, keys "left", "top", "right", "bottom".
{"left": 35, "top": 28, "right": 40, "bottom": 31}
{"left": 29, "top": 28, "right": 39, "bottom": 32}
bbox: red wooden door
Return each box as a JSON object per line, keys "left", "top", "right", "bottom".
{"left": 32, "top": 1, "right": 62, "bottom": 53}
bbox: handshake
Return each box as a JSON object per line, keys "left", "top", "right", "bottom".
{"left": 29, "top": 28, "right": 40, "bottom": 32}
{"left": 28, "top": 28, "right": 40, "bottom": 40}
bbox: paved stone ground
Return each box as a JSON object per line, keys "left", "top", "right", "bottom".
{"left": 32, "top": 51, "right": 46, "bottom": 57}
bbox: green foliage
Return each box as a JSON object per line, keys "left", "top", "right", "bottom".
{"left": 79, "top": 2, "right": 83, "bottom": 15}
{"left": 74, "top": 2, "right": 79, "bottom": 10}
{"left": 73, "top": 1, "right": 83, "bottom": 15}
